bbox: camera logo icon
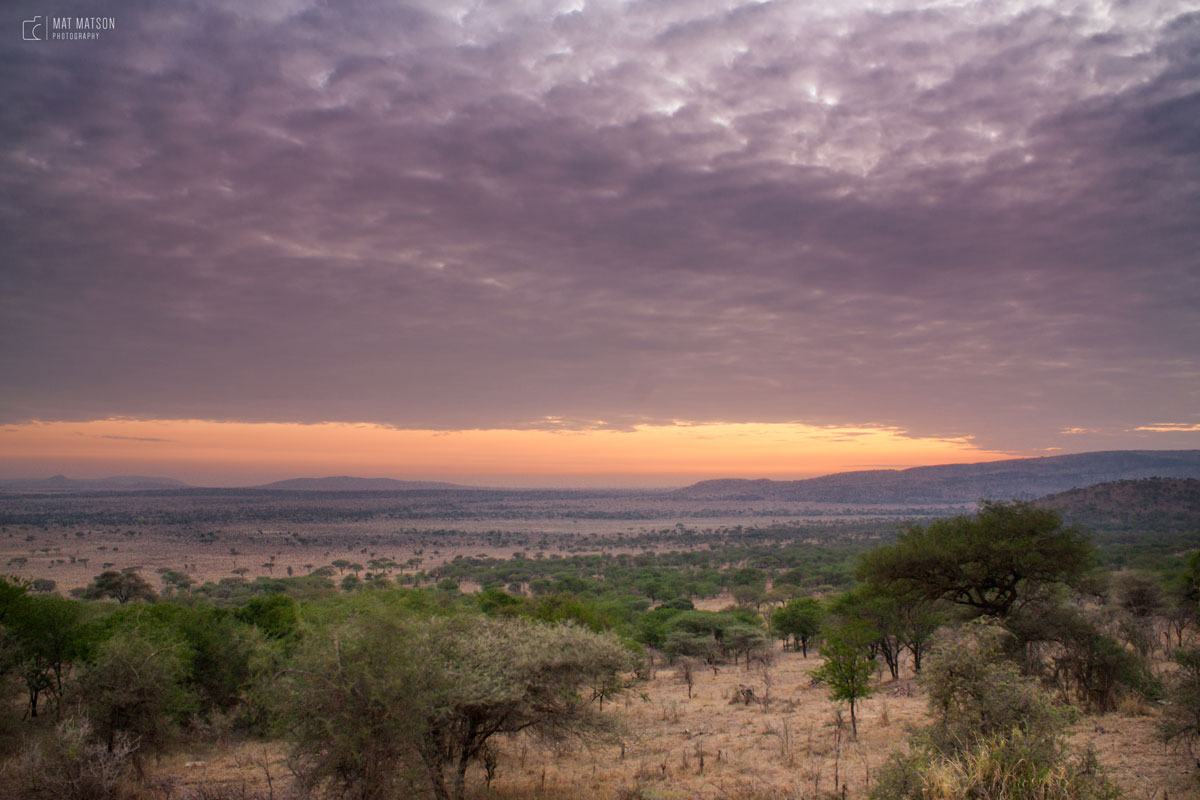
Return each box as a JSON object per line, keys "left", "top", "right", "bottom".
{"left": 23, "top": 16, "right": 45, "bottom": 41}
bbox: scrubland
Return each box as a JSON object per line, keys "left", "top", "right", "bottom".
{"left": 1, "top": 491, "right": 1198, "bottom": 800}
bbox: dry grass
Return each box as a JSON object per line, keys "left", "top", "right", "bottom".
{"left": 143, "top": 648, "right": 1200, "bottom": 799}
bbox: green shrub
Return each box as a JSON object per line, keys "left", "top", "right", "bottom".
{"left": 872, "top": 621, "right": 1120, "bottom": 800}
{"left": 1159, "top": 645, "right": 1200, "bottom": 750}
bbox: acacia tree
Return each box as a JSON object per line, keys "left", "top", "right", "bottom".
{"left": 82, "top": 571, "right": 157, "bottom": 604}
{"left": 814, "top": 625, "right": 875, "bottom": 738}
{"left": 858, "top": 501, "right": 1093, "bottom": 618}
{"left": 279, "top": 612, "right": 631, "bottom": 800}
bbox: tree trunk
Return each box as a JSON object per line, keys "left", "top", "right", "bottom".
{"left": 849, "top": 700, "right": 857, "bottom": 739}
{"left": 425, "top": 764, "right": 451, "bottom": 800}
{"left": 453, "top": 748, "right": 471, "bottom": 800}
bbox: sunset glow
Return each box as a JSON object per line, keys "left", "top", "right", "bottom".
{"left": 1, "top": 419, "right": 1017, "bottom": 487}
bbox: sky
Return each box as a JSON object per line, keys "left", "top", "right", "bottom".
{"left": 2, "top": 0, "right": 1198, "bottom": 487}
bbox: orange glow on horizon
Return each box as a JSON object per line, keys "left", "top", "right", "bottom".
{"left": 0, "top": 418, "right": 1018, "bottom": 487}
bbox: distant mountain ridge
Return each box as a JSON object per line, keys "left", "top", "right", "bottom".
{"left": 0, "top": 475, "right": 190, "bottom": 492}
{"left": 673, "top": 450, "right": 1200, "bottom": 504}
{"left": 251, "top": 476, "right": 471, "bottom": 491}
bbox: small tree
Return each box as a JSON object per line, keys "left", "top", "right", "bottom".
{"left": 813, "top": 625, "right": 875, "bottom": 737}
{"left": 772, "top": 597, "right": 823, "bottom": 656}
{"left": 675, "top": 656, "right": 699, "bottom": 698}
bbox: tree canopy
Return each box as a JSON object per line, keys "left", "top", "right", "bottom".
{"left": 82, "top": 571, "right": 157, "bottom": 604}
{"left": 771, "top": 596, "right": 823, "bottom": 656}
{"left": 278, "top": 611, "right": 632, "bottom": 800}
{"left": 857, "top": 501, "right": 1094, "bottom": 618}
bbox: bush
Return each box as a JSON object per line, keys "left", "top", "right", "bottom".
{"left": 74, "top": 627, "right": 189, "bottom": 760}
{"left": 1159, "top": 645, "right": 1200, "bottom": 751}
{"left": 0, "top": 717, "right": 135, "bottom": 800}
{"left": 1011, "top": 602, "right": 1161, "bottom": 711}
{"left": 872, "top": 621, "right": 1120, "bottom": 800}
{"left": 276, "top": 612, "right": 632, "bottom": 800}
{"left": 874, "top": 734, "right": 1119, "bottom": 800}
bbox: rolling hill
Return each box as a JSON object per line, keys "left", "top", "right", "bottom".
{"left": 673, "top": 450, "right": 1200, "bottom": 505}
{"left": 1036, "top": 477, "right": 1200, "bottom": 532}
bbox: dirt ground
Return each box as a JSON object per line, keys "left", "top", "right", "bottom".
{"left": 152, "top": 648, "right": 1198, "bottom": 800}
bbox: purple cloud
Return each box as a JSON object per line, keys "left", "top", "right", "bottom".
{"left": 1, "top": 0, "right": 1197, "bottom": 453}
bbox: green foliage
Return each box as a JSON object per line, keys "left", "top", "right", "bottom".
{"left": 858, "top": 501, "right": 1094, "bottom": 617}
{"left": 233, "top": 593, "right": 299, "bottom": 641}
{"left": 30, "top": 578, "right": 56, "bottom": 594}
{"left": 1159, "top": 645, "right": 1200, "bottom": 750}
{"left": 922, "top": 622, "right": 1070, "bottom": 752}
{"left": 276, "top": 612, "right": 632, "bottom": 800}
{"left": 1008, "top": 602, "right": 1161, "bottom": 711}
{"left": 872, "top": 621, "right": 1120, "bottom": 800}
{"left": 2, "top": 594, "right": 92, "bottom": 719}
{"left": 75, "top": 627, "right": 189, "bottom": 758}
{"left": 771, "top": 596, "right": 823, "bottom": 655}
{"left": 649, "top": 609, "right": 767, "bottom": 664}
{"left": 526, "top": 593, "right": 621, "bottom": 632}
{"left": 813, "top": 625, "right": 875, "bottom": 737}
{"left": 275, "top": 611, "right": 432, "bottom": 800}
{"left": 82, "top": 571, "right": 157, "bottom": 604}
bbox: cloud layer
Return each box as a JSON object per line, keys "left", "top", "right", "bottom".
{"left": 3, "top": 0, "right": 1198, "bottom": 453}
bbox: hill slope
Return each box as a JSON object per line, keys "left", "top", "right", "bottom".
{"left": 674, "top": 450, "right": 1200, "bottom": 504}
{"left": 1036, "top": 477, "right": 1200, "bottom": 532}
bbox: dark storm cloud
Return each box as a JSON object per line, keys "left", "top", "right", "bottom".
{"left": 2, "top": 0, "right": 1198, "bottom": 450}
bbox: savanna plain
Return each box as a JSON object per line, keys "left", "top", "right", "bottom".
{"left": 1, "top": 486, "right": 1198, "bottom": 800}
